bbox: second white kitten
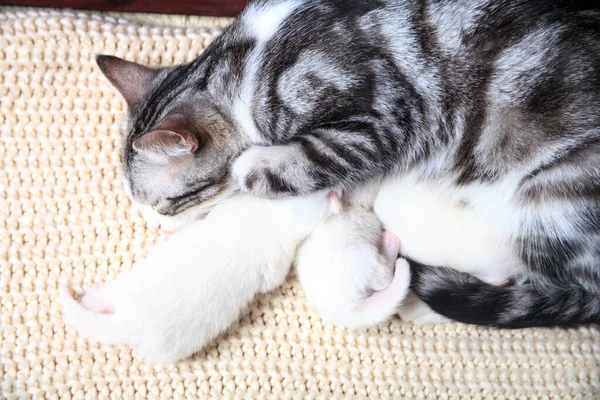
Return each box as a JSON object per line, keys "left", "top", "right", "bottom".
{"left": 296, "top": 192, "right": 410, "bottom": 329}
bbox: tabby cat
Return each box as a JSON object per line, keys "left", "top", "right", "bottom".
{"left": 97, "top": 0, "right": 600, "bottom": 328}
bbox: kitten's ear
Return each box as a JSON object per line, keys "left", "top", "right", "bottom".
{"left": 377, "top": 231, "right": 401, "bottom": 264}
{"left": 133, "top": 114, "right": 199, "bottom": 160}
{"left": 327, "top": 190, "right": 343, "bottom": 214}
{"left": 96, "top": 55, "right": 158, "bottom": 108}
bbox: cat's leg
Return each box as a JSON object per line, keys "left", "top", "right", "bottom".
{"left": 60, "top": 264, "right": 219, "bottom": 364}
{"left": 232, "top": 125, "right": 394, "bottom": 198}
{"left": 354, "top": 258, "right": 412, "bottom": 315}
{"left": 79, "top": 280, "right": 121, "bottom": 314}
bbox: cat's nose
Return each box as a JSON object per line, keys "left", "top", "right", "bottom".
{"left": 149, "top": 223, "right": 161, "bottom": 231}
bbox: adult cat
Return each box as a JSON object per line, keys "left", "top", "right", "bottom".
{"left": 97, "top": 0, "right": 600, "bottom": 327}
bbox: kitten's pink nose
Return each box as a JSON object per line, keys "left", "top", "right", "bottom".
{"left": 149, "top": 223, "right": 161, "bottom": 231}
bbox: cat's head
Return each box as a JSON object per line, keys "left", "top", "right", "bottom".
{"left": 97, "top": 55, "right": 246, "bottom": 231}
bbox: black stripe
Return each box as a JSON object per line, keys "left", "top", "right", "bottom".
{"left": 314, "top": 130, "right": 365, "bottom": 171}
{"left": 265, "top": 170, "right": 298, "bottom": 194}
{"left": 294, "top": 136, "right": 344, "bottom": 183}
{"left": 166, "top": 181, "right": 214, "bottom": 204}
{"left": 158, "top": 181, "right": 217, "bottom": 215}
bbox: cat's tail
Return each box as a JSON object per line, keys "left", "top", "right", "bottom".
{"left": 408, "top": 261, "right": 600, "bottom": 328}
{"left": 59, "top": 286, "right": 131, "bottom": 345}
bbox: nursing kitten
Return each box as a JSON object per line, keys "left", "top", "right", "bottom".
{"left": 97, "top": 0, "right": 600, "bottom": 327}
{"left": 61, "top": 189, "right": 418, "bottom": 363}
{"left": 61, "top": 191, "right": 334, "bottom": 363}
{"left": 373, "top": 174, "right": 521, "bottom": 324}
{"left": 296, "top": 192, "right": 410, "bottom": 328}
{"left": 61, "top": 176, "right": 520, "bottom": 362}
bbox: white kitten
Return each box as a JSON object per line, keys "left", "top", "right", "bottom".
{"left": 296, "top": 192, "right": 410, "bottom": 328}
{"left": 61, "top": 173, "right": 521, "bottom": 363}
{"left": 60, "top": 191, "right": 333, "bottom": 364}
{"left": 373, "top": 172, "right": 523, "bottom": 324}
{"left": 375, "top": 172, "right": 521, "bottom": 284}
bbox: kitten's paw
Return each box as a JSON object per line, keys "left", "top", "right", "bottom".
{"left": 61, "top": 278, "right": 225, "bottom": 364}
{"left": 80, "top": 281, "right": 120, "bottom": 314}
{"left": 232, "top": 145, "right": 297, "bottom": 197}
{"left": 398, "top": 291, "right": 450, "bottom": 325}
{"left": 366, "top": 258, "right": 411, "bottom": 299}
{"left": 59, "top": 285, "right": 125, "bottom": 345}
{"left": 368, "top": 232, "right": 401, "bottom": 291}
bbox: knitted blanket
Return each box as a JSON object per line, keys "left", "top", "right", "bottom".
{"left": 1, "top": 8, "right": 599, "bottom": 399}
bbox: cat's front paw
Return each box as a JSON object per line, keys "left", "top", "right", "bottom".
{"left": 232, "top": 145, "right": 299, "bottom": 197}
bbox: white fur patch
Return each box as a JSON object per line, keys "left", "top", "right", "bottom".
{"left": 242, "top": 0, "right": 302, "bottom": 42}
{"left": 233, "top": 0, "right": 303, "bottom": 143}
{"left": 374, "top": 171, "right": 523, "bottom": 284}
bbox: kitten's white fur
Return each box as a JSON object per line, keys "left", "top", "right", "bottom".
{"left": 296, "top": 192, "right": 410, "bottom": 328}
{"left": 61, "top": 174, "right": 520, "bottom": 362}
{"left": 375, "top": 172, "right": 521, "bottom": 284}
{"left": 61, "top": 191, "right": 333, "bottom": 363}
{"left": 374, "top": 172, "right": 523, "bottom": 323}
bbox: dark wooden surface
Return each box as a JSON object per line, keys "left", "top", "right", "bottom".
{"left": 1, "top": 0, "right": 247, "bottom": 17}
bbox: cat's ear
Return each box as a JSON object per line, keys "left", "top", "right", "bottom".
{"left": 133, "top": 114, "right": 199, "bottom": 160}
{"left": 133, "top": 130, "right": 198, "bottom": 159}
{"left": 96, "top": 55, "right": 159, "bottom": 108}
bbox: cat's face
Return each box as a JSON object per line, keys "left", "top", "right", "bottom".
{"left": 97, "top": 56, "right": 246, "bottom": 231}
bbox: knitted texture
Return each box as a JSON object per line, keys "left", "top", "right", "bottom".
{"left": 1, "top": 8, "right": 599, "bottom": 399}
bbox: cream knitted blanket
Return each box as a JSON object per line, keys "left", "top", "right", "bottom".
{"left": 1, "top": 8, "right": 599, "bottom": 399}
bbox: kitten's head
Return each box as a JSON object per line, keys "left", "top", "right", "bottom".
{"left": 97, "top": 55, "right": 246, "bottom": 231}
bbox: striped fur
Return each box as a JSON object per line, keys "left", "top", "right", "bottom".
{"left": 98, "top": 0, "right": 600, "bottom": 327}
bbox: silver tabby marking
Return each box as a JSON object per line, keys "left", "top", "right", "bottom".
{"left": 97, "top": 0, "right": 600, "bottom": 328}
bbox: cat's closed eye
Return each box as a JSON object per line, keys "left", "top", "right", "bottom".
{"left": 96, "top": 55, "right": 246, "bottom": 220}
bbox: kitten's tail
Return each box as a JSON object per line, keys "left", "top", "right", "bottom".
{"left": 59, "top": 286, "right": 130, "bottom": 345}
{"left": 408, "top": 261, "right": 600, "bottom": 328}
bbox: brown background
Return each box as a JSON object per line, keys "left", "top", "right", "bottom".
{"left": 0, "top": 0, "right": 248, "bottom": 17}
